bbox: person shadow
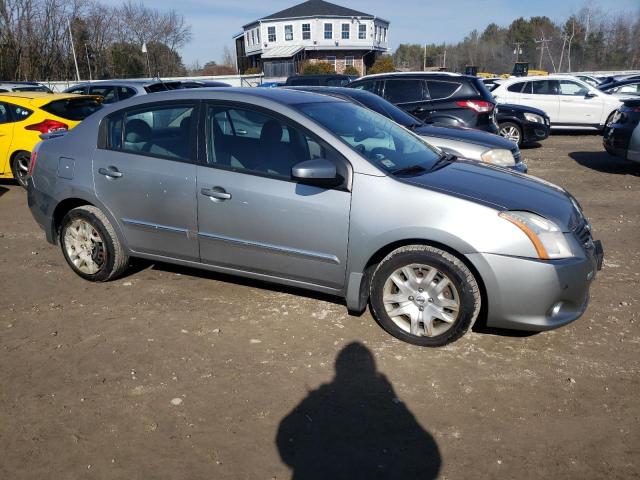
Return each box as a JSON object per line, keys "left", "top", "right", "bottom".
{"left": 276, "top": 342, "right": 441, "bottom": 480}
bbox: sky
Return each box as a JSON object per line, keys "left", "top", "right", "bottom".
{"left": 124, "top": 0, "right": 640, "bottom": 66}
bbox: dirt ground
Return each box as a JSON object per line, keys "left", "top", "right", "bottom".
{"left": 0, "top": 133, "right": 639, "bottom": 480}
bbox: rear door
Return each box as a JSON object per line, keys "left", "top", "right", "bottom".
{"left": 382, "top": 78, "right": 431, "bottom": 121}
{"left": 93, "top": 101, "right": 199, "bottom": 260}
{"left": 521, "top": 80, "right": 560, "bottom": 122}
{"left": 0, "top": 103, "right": 14, "bottom": 174}
{"left": 558, "top": 79, "right": 603, "bottom": 126}
{"left": 196, "top": 102, "right": 351, "bottom": 290}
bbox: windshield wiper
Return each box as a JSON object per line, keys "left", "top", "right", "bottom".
{"left": 407, "top": 122, "right": 423, "bottom": 130}
{"left": 390, "top": 164, "right": 427, "bottom": 176}
{"left": 430, "top": 152, "right": 457, "bottom": 170}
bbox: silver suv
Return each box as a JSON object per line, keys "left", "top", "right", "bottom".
{"left": 27, "top": 88, "right": 603, "bottom": 346}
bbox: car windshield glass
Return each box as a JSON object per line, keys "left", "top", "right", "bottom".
{"left": 41, "top": 98, "right": 103, "bottom": 120}
{"left": 296, "top": 101, "right": 441, "bottom": 174}
{"left": 354, "top": 93, "right": 421, "bottom": 128}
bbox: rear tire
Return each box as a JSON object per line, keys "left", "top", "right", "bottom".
{"left": 498, "top": 122, "right": 522, "bottom": 146}
{"left": 59, "top": 206, "right": 129, "bottom": 282}
{"left": 369, "top": 245, "right": 481, "bottom": 347}
{"left": 10, "top": 151, "right": 30, "bottom": 188}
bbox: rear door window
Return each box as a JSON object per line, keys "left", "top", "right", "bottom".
{"left": 384, "top": 79, "right": 425, "bottom": 104}
{"left": 426, "top": 80, "right": 461, "bottom": 100}
{"left": 531, "top": 80, "right": 560, "bottom": 95}
{"left": 507, "top": 82, "right": 525, "bottom": 93}
{"left": 6, "top": 103, "right": 33, "bottom": 122}
{"left": 41, "top": 98, "right": 103, "bottom": 120}
{"left": 89, "top": 85, "right": 117, "bottom": 104}
{"left": 0, "top": 104, "right": 9, "bottom": 123}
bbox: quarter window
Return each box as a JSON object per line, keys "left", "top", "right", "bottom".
{"left": 268, "top": 26, "right": 276, "bottom": 42}
{"left": 107, "top": 104, "right": 195, "bottom": 161}
{"left": 384, "top": 79, "right": 424, "bottom": 104}
{"left": 302, "top": 23, "right": 311, "bottom": 40}
{"left": 324, "top": 23, "right": 333, "bottom": 40}
{"left": 285, "top": 25, "right": 293, "bottom": 41}
{"left": 341, "top": 24, "right": 350, "bottom": 40}
{"left": 358, "top": 24, "right": 366, "bottom": 39}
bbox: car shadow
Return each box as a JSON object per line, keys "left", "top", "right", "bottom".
{"left": 0, "top": 186, "right": 8, "bottom": 198}
{"left": 521, "top": 141, "right": 543, "bottom": 149}
{"left": 569, "top": 151, "right": 640, "bottom": 176}
{"left": 276, "top": 342, "right": 441, "bottom": 479}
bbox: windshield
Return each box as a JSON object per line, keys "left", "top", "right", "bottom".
{"left": 296, "top": 101, "right": 442, "bottom": 173}
{"left": 353, "top": 93, "right": 421, "bottom": 127}
{"left": 41, "top": 98, "right": 103, "bottom": 120}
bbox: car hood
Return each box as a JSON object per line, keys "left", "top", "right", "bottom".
{"left": 413, "top": 124, "right": 516, "bottom": 150}
{"left": 400, "top": 160, "right": 580, "bottom": 230}
{"left": 496, "top": 103, "right": 548, "bottom": 118}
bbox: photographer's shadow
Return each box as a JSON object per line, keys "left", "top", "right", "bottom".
{"left": 276, "top": 342, "right": 441, "bottom": 479}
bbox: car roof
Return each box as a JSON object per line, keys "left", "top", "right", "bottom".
{"left": 357, "top": 71, "right": 464, "bottom": 80}
{"left": 602, "top": 79, "right": 640, "bottom": 87}
{"left": 68, "top": 79, "right": 160, "bottom": 88}
{"left": 288, "top": 74, "right": 351, "bottom": 79}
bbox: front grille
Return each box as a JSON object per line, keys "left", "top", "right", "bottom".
{"left": 573, "top": 219, "right": 593, "bottom": 246}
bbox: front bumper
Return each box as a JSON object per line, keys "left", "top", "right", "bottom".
{"left": 466, "top": 241, "right": 603, "bottom": 331}
{"left": 522, "top": 120, "right": 550, "bottom": 144}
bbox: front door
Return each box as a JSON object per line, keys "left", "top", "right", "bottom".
{"left": 0, "top": 103, "right": 14, "bottom": 174}
{"left": 196, "top": 103, "right": 351, "bottom": 290}
{"left": 521, "top": 80, "right": 560, "bottom": 122}
{"left": 93, "top": 101, "right": 199, "bottom": 260}
{"left": 557, "top": 79, "right": 604, "bottom": 126}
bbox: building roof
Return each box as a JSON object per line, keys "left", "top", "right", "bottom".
{"left": 261, "top": 46, "right": 305, "bottom": 59}
{"left": 244, "top": 0, "right": 379, "bottom": 28}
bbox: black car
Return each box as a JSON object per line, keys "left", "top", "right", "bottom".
{"left": 598, "top": 79, "right": 640, "bottom": 97}
{"left": 599, "top": 75, "right": 640, "bottom": 91}
{"left": 603, "top": 98, "right": 640, "bottom": 163}
{"left": 495, "top": 103, "right": 550, "bottom": 146}
{"left": 284, "top": 74, "right": 357, "bottom": 87}
{"left": 347, "top": 72, "right": 499, "bottom": 134}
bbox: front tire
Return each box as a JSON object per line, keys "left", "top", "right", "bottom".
{"left": 369, "top": 245, "right": 481, "bottom": 347}
{"left": 10, "top": 151, "right": 31, "bottom": 188}
{"left": 59, "top": 206, "right": 129, "bottom": 281}
{"left": 498, "top": 122, "right": 522, "bottom": 146}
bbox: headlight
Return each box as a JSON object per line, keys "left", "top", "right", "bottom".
{"left": 524, "top": 112, "right": 544, "bottom": 123}
{"left": 499, "top": 211, "right": 573, "bottom": 259}
{"left": 480, "top": 148, "right": 515, "bottom": 167}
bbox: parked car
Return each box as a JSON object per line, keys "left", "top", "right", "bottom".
{"left": 0, "top": 92, "right": 102, "bottom": 187}
{"left": 64, "top": 79, "right": 229, "bottom": 104}
{"left": 348, "top": 72, "right": 499, "bottom": 134}
{"left": 603, "top": 98, "right": 640, "bottom": 163}
{"left": 285, "top": 74, "right": 357, "bottom": 87}
{"left": 492, "top": 75, "right": 622, "bottom": 130}
{"left": 0, "top": 82, "right": 52, "bottom": 93}
{"left": 286, "top": 86, "right": 526, "bottom": 172}
{"left": 481, "top": 77, "right": 505, "bottom": 91}
{"left": 598, "top": 79, "right": 640, "bottom": 98}
{"left": 495, "top": 103, "right": 550, "bottom": 146}
{"left": 26, "top": 88, "right": 603, "bottom": 346}
{"left": 598, "top": 74, "right": 640, "bottom": 90}
{"left": 569, "top": 75, "right": 602, "bottom": 88}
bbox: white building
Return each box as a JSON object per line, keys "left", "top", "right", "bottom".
{"left": 235, "top": 0, "right": 390, "bottom": 77}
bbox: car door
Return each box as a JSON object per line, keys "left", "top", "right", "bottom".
{"left": 196, "top": 102, "right": 351, "bottom": 290}
{"left": 521, "top": 80, "right": 560, "bottom": 122}
{"left": 0, "top": 103, "right": 14, "bottom": 174}
{"left": 93, "top": 101, "right": 199, "bottom": 261}
{"left": 558, "top": 79, "right": 603, "bottom": 126}
{"left": 382, "top": 79, "right": 431, "bottom": 121}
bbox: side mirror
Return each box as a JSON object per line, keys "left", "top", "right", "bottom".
{"left": 585, "top": 91, "right": 597, "bottom": 99}
{"left": 291, "top": 159, "right": 339, "bottom": 187}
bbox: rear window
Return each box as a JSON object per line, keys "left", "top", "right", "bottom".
{"left": 41, "top": 98, "right": 103, "bottom": 121}
{"left": 287, "top": 77, "right": 321, "bottom": 86}
{"left": 384, "top": 79, "right": 424, "bottom": 103}
{"left": 144, "top": 83, "right": 172, "bottom": 93}
{"left": 14, "top": 85, "right": 51, "bottom": 93}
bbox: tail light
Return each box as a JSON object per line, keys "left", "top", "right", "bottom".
{"left": 25, "top": 119, "right": 68, "bottom": 134}
{"left": 27, "top": 149, "right": 38, "bottom": 176}
{"left": 456, "top": 100, "right": 495, "bottom": 113}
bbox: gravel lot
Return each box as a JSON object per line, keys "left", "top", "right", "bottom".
{"left": 1, "top": 133, "right": 638, "bottom": 479}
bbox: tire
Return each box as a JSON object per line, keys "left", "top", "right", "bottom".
{"left": 369, "top": 245, "right": 481, "bottom": 347}
{"left": 59, "top": 206, "right": 129, "bottom": 282}
{"left": 498, "top": 122, "right": 522, "bottom": 146}
{"left": 10, "top": 151, "right": 31, "bottom": 188}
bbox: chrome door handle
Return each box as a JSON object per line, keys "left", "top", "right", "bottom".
{"left": 98, "top": 166, "right": 123, "bottom": 178}
{"left": 201, "top": 187, "right": 231, "bottom": 200}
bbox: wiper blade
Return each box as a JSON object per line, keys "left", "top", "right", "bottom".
{"left": 431, "top": 152, "right": 456, "bottom": 170}
{"left": 390, "top": 165, "right": 427, "bottom": 176}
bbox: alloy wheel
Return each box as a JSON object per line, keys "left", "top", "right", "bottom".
{"left": 499, "top": 125, "right": 521, "bottom": 144}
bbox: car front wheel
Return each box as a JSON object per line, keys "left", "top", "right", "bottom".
{"left": 59, "top": 206, "right": 129, "bottom": 282}
{"left": 498, "top": 122, "right": 522, "bottom": 146}
{"left": 369, "top": 245, "right": 481, "bottom": 347}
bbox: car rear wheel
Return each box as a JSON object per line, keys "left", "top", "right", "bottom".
{"left": 369, "top": 245, "right": 481, "bottom": 347}
{"left": 59, "top": 206, "right": 129, "bottom": 282}
{"left": 10, "top": 151, "right": 30, "bottom": 188}
{"left": 498, "top": 122, "right": 522, "bottom": 146}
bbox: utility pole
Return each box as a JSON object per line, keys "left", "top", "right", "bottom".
{"left": 534, "top": 36, "right": 552, "bottom": 70}
{"left": 442, "top": 44, "right": 446, "bottom": 69}
{"left": 67, "top": 18, "right": 80, "bottom": 82}
{"left": 84, "top": 44, "right": 92, "bottom": 81}
{"left": 513, "top": 42, "right": 523, "bottom": 62}
{"left": 423, "top": 44, "right": 427, "bottom": 71}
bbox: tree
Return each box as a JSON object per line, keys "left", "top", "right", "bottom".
{"left": 368, "top": 56, "right": 395, "bottom": 74}
{"left": 343, "top": 65, "right": 359, "bottom": 75}
{"left": 302, "top": 62, "right": 335, "bottom": 74}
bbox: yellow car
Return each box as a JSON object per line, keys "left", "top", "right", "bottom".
{"left": 0, "top": 92, "right": 102, "bottom": 187}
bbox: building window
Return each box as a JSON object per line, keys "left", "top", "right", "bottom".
{"left": 251, "top": 30, "right": 256, "bottom": 45}
{"left": 358, "top": 24, "right": 366, "bottom": 40}
{"left": 324, "top": 23, "right": 332, "bottom": 40}
{"left": 285, "top": 25, "right": 293, "bottom": 41}
{"left": 302, "top": 23, "right": 311, "bottom": 40}
{"left": 326, "top": 56, "right": 336, "bottom": 70}
{"left": 382, "top": 27, "right": 387, "bottom": 42}
{"left": 341, "top": 24, "right": 350, "bottom": 40}
{"left": 345, "top": 56, "right": 354, "bottom": 67}
{"left": 257, "top": 29, "right": 261, "bottom": 44}
{"left": 268, "top": 26, "right": 276, "bottom": 42}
